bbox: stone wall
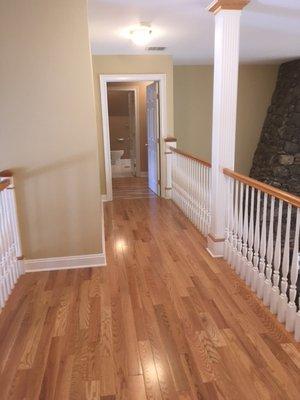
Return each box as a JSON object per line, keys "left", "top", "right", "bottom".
{"left": 250, "top": 60, "right": 300, "bottom": 196}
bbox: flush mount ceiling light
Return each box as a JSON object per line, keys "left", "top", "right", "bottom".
{"left": 129, "top": 23, "right": 152, "bottom": 46}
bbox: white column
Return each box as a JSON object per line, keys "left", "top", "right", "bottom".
{"left": 207, "top": 0, "right": 249, "bottom": 257}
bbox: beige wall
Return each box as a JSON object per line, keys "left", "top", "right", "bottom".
{"left": 0, "top": 0, "right": 102, "bottom": 259}
{"left": 174, "top": 65, "right": 278, "bottom": 175}
{"left": 92, "top": 55, "right": 174, "bottom": 193}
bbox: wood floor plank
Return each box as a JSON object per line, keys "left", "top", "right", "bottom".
{"left": 0, "top": 177, "right": 299, "bottom": 399}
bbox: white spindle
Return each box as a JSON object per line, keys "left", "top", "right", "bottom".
{"left": 286, "top": 208, "right": 299, "bottom": 332}
{"left": 251, "top": 189, "right": 261, "bottom": 292}
{"left": 241, "top": 185, "right": 249, "bottom": 280}
{"left": 169, "top": 149, "right": 211, "bottom": 238}
{"left": 277, "top": 204, "right": 292, "bottom": 323}
{"left": 0, "top": 175, "right": 23, "bottom": 310}
{"left": 263, "top": 196, "right": 275, "bottom": 306}
{"left": 270, "top": 200, "right": 283, "bottom": 314}
{"left": 246, "top": 186, "right": 254, "bottom": 286}
{"left": 257, "top": 192, "right": 268, "bottom": 298}
{"left": 231, "top": 180, "right": 239, "bottom": 270}
{"left": 236, "top": 182, "right": 244, "bottom": 275}
{"left": 216, "top": 170, "right": 299, "bottom": 339}
{"left": 224, "top": 176, "right": 231, "bottom": 261}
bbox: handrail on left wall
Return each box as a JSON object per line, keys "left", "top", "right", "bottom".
{"left": 0, "top": 170, "right": 24, "bottom": 309}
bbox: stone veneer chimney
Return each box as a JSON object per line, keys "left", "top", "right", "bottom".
{"left": 250, "top": 60, "right": 300, "bottom": 196}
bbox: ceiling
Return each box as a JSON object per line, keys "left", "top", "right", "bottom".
{"left": 88, "top": 0, "right": 300, "bottom": 65}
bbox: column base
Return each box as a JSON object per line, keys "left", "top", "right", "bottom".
{"left": 207, "top": 234, "right": 224, "bottom": 258}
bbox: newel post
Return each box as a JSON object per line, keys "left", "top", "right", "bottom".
{"left": 207, "top": 0, "right": 249, "bottom": 257}
{"left": 164, "top": 137, "right": 177, "bottom": 199}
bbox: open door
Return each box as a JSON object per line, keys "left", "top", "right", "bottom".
{"left": 146, "top": 82, "right": 160, "bottom": 195}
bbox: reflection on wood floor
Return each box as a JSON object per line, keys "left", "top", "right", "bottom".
{"left": 113, "top": 177, "right": 156, "bottom": 199}
{"left": 0, "top": 189, "right": 300, "bottom": 399}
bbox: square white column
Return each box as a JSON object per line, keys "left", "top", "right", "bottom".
{"left": 207, "top": 1, "right": 249, "bottom": 257}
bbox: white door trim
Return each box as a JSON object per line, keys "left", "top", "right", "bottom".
{"left": 99, "top": 74, "right": 168, "bottom": 201}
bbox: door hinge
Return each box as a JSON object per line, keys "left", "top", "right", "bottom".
{"left": 158, "top": 179, "right": 161, "bottom": 185}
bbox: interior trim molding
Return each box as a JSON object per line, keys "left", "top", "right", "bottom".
{"left": 208, "top": 0, "right": 249, "bottom": 14}
{"left": 99, "top": 73, "right": 168, "bottom": 201}
{"left": 25, "top": 252, "right": 106, "bottom": 272}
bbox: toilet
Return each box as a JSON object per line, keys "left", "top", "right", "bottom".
{"left": 111, "top": 150, "right": 124, "bottom": 165}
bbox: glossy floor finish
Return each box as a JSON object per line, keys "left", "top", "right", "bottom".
{"left": 112, "top": 177, "right": 156, "bottom": 199}
{"left": 1, "top": 194, "right": 300, "bottom": 399}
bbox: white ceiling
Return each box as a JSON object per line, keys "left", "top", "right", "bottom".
{"left": 88, "top": 0, "right": 300, "bottom": 65}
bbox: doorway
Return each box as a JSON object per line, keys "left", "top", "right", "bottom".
{"left": 100, "top": 74, "right": 167, "bottom": 201}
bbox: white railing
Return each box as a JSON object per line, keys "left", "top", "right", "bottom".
{"left": 224, "top": 168, "right": 300, "bottom": 341}
{"left": 0, "top": 171, "right": 23, "bottom": 309}
{"left": 169, "top": 146, "right": 211, "bottom": 236}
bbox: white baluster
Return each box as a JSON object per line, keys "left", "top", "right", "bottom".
{"left": 195, "top": 162, "right": 200, "bottom": 230}
{"left": 205, "top": 167, "right": 210, "bottom": 235}
{"left": 257, "top": 192, "right": 268, "bottom": 298}
{"left": 295, "top": 302, "right": 300, "bottom": 342}
{"left": 286, "top": 208, "right": 299, "bottom": 332}
{"left": 187, "top": 157, "right": 190, "bottom": 219}
{"left": 200, "top": 165, "right": 205, "bottom": 234}
{"left": 278, "top": 203, "right": 292, "bottom": 323}
{"left": 231, "top": 180, "right": 239, "bottom": 269}
{"left": 197, "top": 164, "right": 201, "bottom": 231}
{"left": 207, "top": 168, "right": 211, "bottom": 233}
{"left": 224, "top": 176, "right": 230, "bottom": 261}
{"left": 251, "top": 189, "right": 261, "bottom": 292}
{"left": 241, "top": 185, "right": 249, "bottom": 280}
{"left": 246, "top": 186, "right": 254, "bottom": 286}
{"left": 0, "top": 192, "right": 5, "bottom": 308}
{"left": 270, "top": 200, "right": 283, "bottom": 314}
{"left": 236, "top": 182, "right": 244, "bottom": 275}
{"left": 263, "top": 196, "right": 275, "bottom": 306}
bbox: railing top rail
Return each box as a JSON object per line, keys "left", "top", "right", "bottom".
{"left": 0, "top": 180, "right": 10, "bottom": 192}
{"left": 169, "top": 146, "right": 211, "bottom": 168}
{"left": 223, "top": 168, "right": 300, "bottom": 208}
{"left": 0, "top": 170, "right": 13, "bottom": 178}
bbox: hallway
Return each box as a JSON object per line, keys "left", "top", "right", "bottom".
{"left": 0, "top": 192, "right": 300, "bottom": 399}
{"left": 112, "top": 177, "right": 156, "bottom": 199}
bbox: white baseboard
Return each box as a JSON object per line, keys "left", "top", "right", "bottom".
{"left": 25, "top": 252, "right": 106, "bottom": 272}
{"left": 139, "top": 171, "right": 148, "bottom": 177}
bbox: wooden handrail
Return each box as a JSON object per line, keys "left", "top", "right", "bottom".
{"left": 223, "top": 168, "right": 300, "bottom": 208}
{"left": 0, "top": 170, "right": 13, "bottom": 178}
{"left": 169, "top": 147, "right": 211, "bottom": 168}
{"left": 0, "top": 180, "right": 10, "bottom": 192}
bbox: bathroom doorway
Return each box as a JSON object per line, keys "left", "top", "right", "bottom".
{"left": 100, "top": 74, "right": 167, "bottom": 201}
{"left": 107, "top": 85, "right": 141, "bottom": 178}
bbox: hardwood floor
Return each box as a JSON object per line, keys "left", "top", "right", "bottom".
{"left": 112, "top": 177, "right": 156, "bottom": 199}
{"left": 0, "top": 187, "right": 300, "bottom": 399}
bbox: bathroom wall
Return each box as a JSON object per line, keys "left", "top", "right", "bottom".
{"left": 107, "top": 90, "right": 130, "bottom": 158}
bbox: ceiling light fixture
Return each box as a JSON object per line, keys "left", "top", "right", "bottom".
{"left": 130, "top": 23, "right": 152, "bottom": 46}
